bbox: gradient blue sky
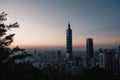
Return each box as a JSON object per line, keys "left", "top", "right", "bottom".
{"left": 0, "top": 0, "right": 120, "bottom": 49}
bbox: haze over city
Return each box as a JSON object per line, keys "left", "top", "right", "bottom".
{"left": 0, "top": 0, "right": 120, "bottom": 50}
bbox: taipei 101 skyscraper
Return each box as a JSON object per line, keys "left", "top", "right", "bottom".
{"left": 66, "top": 22, "right": 73, "bottom": 60}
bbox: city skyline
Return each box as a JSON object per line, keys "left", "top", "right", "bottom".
{"left": 0, "top": 0, "right": 120, "bottom": 49}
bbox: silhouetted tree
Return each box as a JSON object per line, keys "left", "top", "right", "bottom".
{"left": 0, "top": 12, "right": 41, "bottom": 80}
{"left": 0, "top": 12, "right": 32, "bottom": 63}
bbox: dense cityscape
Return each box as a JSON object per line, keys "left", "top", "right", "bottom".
{"left": 0, "top": 0, "right": 120, "bottom": 80}
{"left": 24, "top": 23, "right": 120, "bottom": 74}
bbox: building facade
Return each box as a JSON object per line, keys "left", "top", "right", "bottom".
{"left": 86, "top": 38, "right": 94, "bottom": 68}
{"left": 99, "top": 53, "right": 105, "bottom": 68}
{"left": 104, "top": 49, "right": 116, "bottom": 71}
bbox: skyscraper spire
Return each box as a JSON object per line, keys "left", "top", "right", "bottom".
{"left": 68, "top": 22, "right": 70, "bottom": 29}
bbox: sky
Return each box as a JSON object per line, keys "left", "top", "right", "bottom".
{"left": 0, "top": 0, "right": 120, "bottom": 50}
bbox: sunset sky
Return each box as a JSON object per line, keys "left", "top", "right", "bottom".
{"left": 0, "top": 0, "right": 120, "bottom": 49}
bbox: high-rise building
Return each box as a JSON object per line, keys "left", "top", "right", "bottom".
{"left": 66, "top": 22, "right": 72, "bottom": 60}
{"left": 118, "top": 45, "right": 120, "bottom": 56}
{"left": 99, "top": 53, "right": 105, "bottom": 68}
{"left": 82, "top": 56, "right": 87, "bottom": 68}
{"left": 104, "top": 49, "right": 116, "bottom": 71}
{"left": 86, "top": 38, "right": 94, "bottom": 68}
{"left": 98, "top": 49, "right": 118, "bottom": 72}
{"left": 118, "top": 45, "right": 120, "bottom": 71}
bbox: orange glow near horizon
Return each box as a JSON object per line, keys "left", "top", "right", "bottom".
{"left": 9, "top": 34, "right": 120, "bottom": 49}
{"left": 10, "top": 41, "right": 66, "bottom": 48}
{"left": 9, "top": 37, "right": 120, "bottom": 49}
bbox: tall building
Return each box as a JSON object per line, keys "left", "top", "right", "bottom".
{"left": 86, "top": 38, "right": 94, "bottom": 68}
{"left": 118, "top": 45, "right": 120, "bottom": 71}
{"left": 99, "top": 53, "right": 105, "bottom": 68}
{"left": 104, "top": 49, "right": 116, "bottom": 71}
{"left": 82, "top": 56, "right": 87, "bottom": 68}
{"left": 66, "top": 22, "right": 73, "bottom": 60}
{"left": 97, "top": 49, "right": 119, "bottom": 72}
{"left": 118, "top": 45, "right": 120, "bottom": 56}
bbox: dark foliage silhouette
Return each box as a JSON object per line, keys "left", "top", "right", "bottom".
{"left": 0, "top": 12, "right": 40, "bottom": 80}
{"left": 0, "top": 12, "right": 32, "bottom": 63}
